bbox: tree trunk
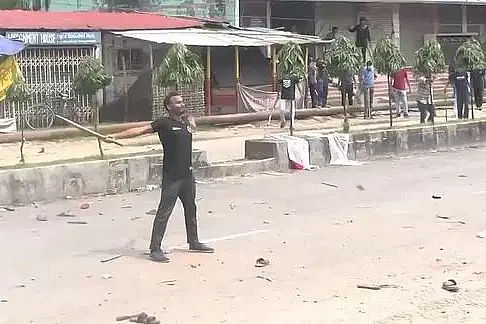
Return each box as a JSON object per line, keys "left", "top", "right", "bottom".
{"left": 387, "top": 74, "right": 393, "bottom": 128}
{"left": 93, "top": 95, "right": 104, "bottom": 159}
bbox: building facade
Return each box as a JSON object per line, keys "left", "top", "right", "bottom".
{"left": 15, "top": 0, "right": 239, "bottom": 26}
{"left": 240, "top": 0, "right": 486, "bottom": 64}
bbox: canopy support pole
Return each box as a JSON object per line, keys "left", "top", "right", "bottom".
{"left": 205, "top": 46, "right": 212, "bottom": 116}
{"left": 235, "top": 46, "right": 240, "bottom": 113}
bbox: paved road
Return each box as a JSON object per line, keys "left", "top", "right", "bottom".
{"left": 2, "top": 147, "right": 486, "bottom": 323}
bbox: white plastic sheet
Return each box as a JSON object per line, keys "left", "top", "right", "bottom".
{"left": 0, "top": 117, "right": 16, "bottom": 133}
{"left": 326, "top": 133, "right": 362, "bottom": 166}
{"left": 268, "top": 134, "right": 314, "bottom": 170}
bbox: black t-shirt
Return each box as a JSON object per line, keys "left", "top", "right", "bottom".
{"left": 350, "top": 25, "right": 370, "bottom": 48}
{"left": 151, "top": 117, "right": 193, "bottom": 180}
{"left": 280, "top": 77, "right": 299, "bottom": 100}
{"left": 453, "top": 71, "right": 469, "bottom": 92}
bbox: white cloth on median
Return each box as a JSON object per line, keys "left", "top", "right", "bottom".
{"left": 268, "top": 134, "right": 314, "bottom": 170}
{"left": 326, "top": 133, "right": 362, "bottom": 166}
{"left": 0, "top": 118, "right": 17, "bottom": 133}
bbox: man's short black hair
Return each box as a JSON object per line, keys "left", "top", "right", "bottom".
{"left": 366, "top": 60, "right": 373, "bottom": 66}
{"left": 164, "top": 91, "right": 180, "bottom": 111}
{"left": 332, "top": 26, "right": 338, "bottom": 31}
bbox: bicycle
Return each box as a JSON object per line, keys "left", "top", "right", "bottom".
{"left": 24, "top": 92, "right": 84, "bottom": 130}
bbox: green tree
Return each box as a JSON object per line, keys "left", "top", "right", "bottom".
{"left": 373, "top": 35, "right": 406, "bottom": 127}
{"left": 155, "top": 43, "right": 204, "bottom": 90}
{"left": 6, "top": 74, "right": 32, "bottom": 164}
{"left": 413, "top": 40, "right": 446, "bottom": 107}
{"left": 74, "top": 56, "right": 112, "bottom": 159}
{"left": 325, "top": 36, "right": 362, "bottom": 115}
{"left": 455, "top": 39, "right": 486, "bottom": 70}
{"left": 277, "top": 42, "right": 306, "bottom": 80}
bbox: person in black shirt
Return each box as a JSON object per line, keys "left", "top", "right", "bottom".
{"left": 471, "top": 68, "right": 485, "bottom": 110}
{"left": 279, "top": 75, "right": 299, "bottom": 128}
{"left": 349, "top": 17, "right": 371, "bottom": 63}
{"left": 445, "top": 67, "right": 470, "bottom": 119}
{"left": 107, "top": 92, "right": 213, "bottom": 263}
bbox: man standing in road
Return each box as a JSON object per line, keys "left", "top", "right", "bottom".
{"left": 392, "top": 67, "right": 411, "bottom": 118}
{"left": 107, "top": 92, "right": 214, "bottom": 263}
{"left": 308, "top": 56, "right": 318, "bottom": 108}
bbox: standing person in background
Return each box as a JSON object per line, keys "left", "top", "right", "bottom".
{"left": 392, "top": 67, "right": 411, "bottom": 118}
{"left": 339, "top": 72, "right": 354, "bottom": 110}
{"left": 418, "top": 74, "right": 435, "bottom": 123}
{"left": 361, "top": 60, "right": 377, "bottom": 119}
{"left": 308, "top": 57, "right": 318, "bottom": 108}
{"left": 349, "top": 17, "right": 371, "bottom": 63}
{"left": 445, "top": 66, "right": 470, "bottom": 119}
{"left": 316, "top": 58, "right": 329, "bottom": 107}
{"left": 324, "top": 26, "right": 339, "bottom": 41}
{"left": 471, "top": 68, "right": 485, "bottom": 111}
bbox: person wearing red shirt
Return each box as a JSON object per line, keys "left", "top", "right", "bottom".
{"left": 392, "top": 68, "right": 411, "bottom": 117}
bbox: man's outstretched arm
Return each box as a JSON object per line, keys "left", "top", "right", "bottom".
{"left": 110, "top": 123, "right": 153, "bottom": 140}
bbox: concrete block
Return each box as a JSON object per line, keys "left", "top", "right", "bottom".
{"left": 478, "top": 121, "right": 486, "bottom": 141}
{"left": 434, "top": 125, "right": 448, "bottom": 149}
{"left": 241, "top": 158, "right": 276, "bottom": 174}
{"left": 192, "top": 149, "right": 209, "bottom": 167}
{"left": 381, "top": 130, "right": 398, "bottom": 155}
{"left": 300, "top": 135, "right": 327, "bottom": 166}
{"left": 148, "top": 155, "right": 163, "bottom": 184}
{"left": 407, "top": 128, "right": 426, "bottom": 152}
{"left": 446, "top": 124, "right": 458, "bottom": 146}
{"left": 421, "top": 127, "right": 437, "bottom": 150}
{"left": 368, "top": 131, "right": 386, "bottom": 157}
{"left": 127, "top": 157, "right": 149, "bottom": 191}
{"left": 108, "top": 159, "right": 129, "bottom": 194}
{"left": 352, "top": 132, "right": 369, "bottom": 161}
{"left": 396, "top": 129, "right": 409, "bottom": 154}
{"left": 245, "top": 139, "right": 288, "bottom": 171}
{"left": 0, "top": 168, "right": 42, "bottom": 204}
{"left": 62, "top": 160, "right": 109, "bottom": 198}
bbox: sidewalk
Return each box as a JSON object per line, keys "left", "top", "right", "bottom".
{"left": 2, "top": 108, "right": 485, "bottom": 169}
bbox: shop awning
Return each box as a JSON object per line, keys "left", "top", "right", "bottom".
{"left": 0, "top": 35, "right": 24, "bottom": 56}
{"left": 112, "top": 27, "right": 330, "bottom": 47}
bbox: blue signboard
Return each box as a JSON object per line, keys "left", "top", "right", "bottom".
{"left": 5, "top": 31, "right": 101, "bottom": 46}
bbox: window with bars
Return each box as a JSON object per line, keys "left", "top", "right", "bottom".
{"left": 117, "top": 48, "right": 146, "bottom": 71}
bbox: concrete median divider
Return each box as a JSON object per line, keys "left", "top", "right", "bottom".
{"left": 245, "top": 120, "right": 486, "bottom": 168}
{"left": 0, "top": 149, "right": 277, "bottom": 205}
{"left": 2, "top": 120, "right": 486, "bottom": 205}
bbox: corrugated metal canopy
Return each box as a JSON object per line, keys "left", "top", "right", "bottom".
{"left": 0, "top": 10, "right": 203, "bottom": 31}
{"left": 112, "top": 27, "right": 329, "bottom": 47}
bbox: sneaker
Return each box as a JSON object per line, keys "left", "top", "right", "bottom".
{"left": 189, "top": 242, "right": 214, "bottom": 253}
{"left": 403, "top": 113, "right": 409, "bottom": 118}
{"left": 149, "top": 250, "right": 170, "bottom": 263}
{"left": 280, "top": 121, "right": 286, "bottom": 128}
{"left": 396, "top": 113, "right": 401, "bottom": 118}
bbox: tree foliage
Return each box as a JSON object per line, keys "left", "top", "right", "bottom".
{"left": 373, "top": 36, "right": 406, "bottom": 75}
{"left": 277, "top": 42, "right": 306, "bottom": 79}
{"left": 73, "top": 56, "right": 112, "bottom": 96}
{"left": 155, "top": 43, "right": 204, "bottom": 89}
{"left": 455, "top": 39, "right": 486, "bottom": 70}
{"left": 324, "top": 37, "right": 362, "bottom": 79}
{"left": 6, "top": 73, "right": 31, "bottom": 103}
{"left": 413, "top": 40, "right": 446, "bottom": 76}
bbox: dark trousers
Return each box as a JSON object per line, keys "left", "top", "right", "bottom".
{"left": 474, "top": 88, "right": 484, "bottom": 108}
{"left": 418, "top": 102, "right": 435, "bottom": 123}
{"left": 360, "top": 46, "right": 367, "bottom": 63}
{"left": 341, "top": 85, "right": 354, "bottom": 107}
{"left": 149, "top": 174, "right": 199, "bottom": 252}
{"left": 456, "top": 88, "right": 469, "bottom": 119}
{"left": 309, "top": 83, "right": 318, "bottom": 108}
{"left": 317, "top": 79, "right": 328, "bottom": 106}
